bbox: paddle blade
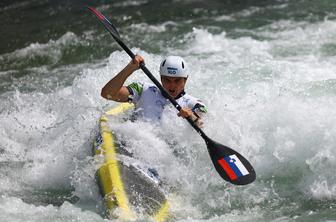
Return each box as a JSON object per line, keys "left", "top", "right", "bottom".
{"left": 87, "top": 7, "right": 121, "bottom": 40}
{"left": 206, "top": 139, "right": 256, "bottom": 185}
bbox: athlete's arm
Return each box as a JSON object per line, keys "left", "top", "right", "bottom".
{"left": 101, "top": 55, "right": 144, "bottom": 102}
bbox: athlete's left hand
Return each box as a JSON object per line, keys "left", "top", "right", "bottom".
{"left": 177, "top": 107, "right": 193, "bottom": 118}
{"left": 178, "top": 107, "right": 204, "bottom": 128}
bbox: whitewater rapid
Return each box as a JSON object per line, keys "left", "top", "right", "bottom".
{"left": 1, "top": 3, "right": 336, "bottom": 221}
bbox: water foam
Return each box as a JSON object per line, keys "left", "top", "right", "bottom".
{"left": 1, "top": 5, "right": 336, "bottom": 220}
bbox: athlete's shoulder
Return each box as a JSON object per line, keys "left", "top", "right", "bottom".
{"left": 127, "top": 81, "right": 155, "bottom": 94}
{"left": 182, "top": 93, "right": 204, "bottom": 104}
{"left": 181, "top": 93, "right": 207, "bottom": 113}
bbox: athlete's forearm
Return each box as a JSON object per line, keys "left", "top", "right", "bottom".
{"left": 101, "top": 55, "right": 143, "bottom": 101}
{"left": 101, "top": 64, "right": 135, "bottom": 99}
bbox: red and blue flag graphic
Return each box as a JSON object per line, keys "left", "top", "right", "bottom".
{"left": 218, "top": 154, "right": 249, "bottom": 181}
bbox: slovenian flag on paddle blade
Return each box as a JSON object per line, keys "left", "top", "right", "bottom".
{"left": 218, "top": 154, "right": 249, "bottom": 181}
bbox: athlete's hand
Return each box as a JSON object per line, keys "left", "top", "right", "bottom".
{"left": 178, "top": 107, "right": 204, "bottom": 128}
{"left": 127, "top": 54, "right": 144, "bottom": 72}
{"left": 177, "top": 107, "right": 193, "bottom": 119}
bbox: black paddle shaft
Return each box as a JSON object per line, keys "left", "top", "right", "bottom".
{"left": 88, "top": 7, "right": 256, "bottom": 185}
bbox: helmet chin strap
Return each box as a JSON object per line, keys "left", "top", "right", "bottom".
{"left": 173, "top": 90, "right": 186, "bottom": 100}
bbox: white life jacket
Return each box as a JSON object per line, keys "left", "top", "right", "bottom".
{"left": 127, "top": 82, "right": 207, "bottom": 122}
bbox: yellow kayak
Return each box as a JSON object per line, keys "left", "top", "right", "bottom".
{"left": 93, "top": 103, "right": 170, "bottom": 221}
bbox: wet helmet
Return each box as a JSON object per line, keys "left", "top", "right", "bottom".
{"left": 159, "top": 56, "right": 188, "bottom": 78}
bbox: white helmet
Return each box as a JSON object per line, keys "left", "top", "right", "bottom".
{"left": 159, "top": 56, "right": 188, "bottom": 78}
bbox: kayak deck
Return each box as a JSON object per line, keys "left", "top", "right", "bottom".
{"left": 93, "top": 103, "right": 170, "bottom": 221}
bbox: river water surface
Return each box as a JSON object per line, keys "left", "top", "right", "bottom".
{"left": 1, "top": 0, "right": 336, "bottom": 221}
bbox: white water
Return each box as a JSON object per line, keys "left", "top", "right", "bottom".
{"left": 1, "top": 15, "right": 336, "bottom": 222}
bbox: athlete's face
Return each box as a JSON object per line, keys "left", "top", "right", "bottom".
{"left": 161, "top": 76, "right": 187, "bottom": 98}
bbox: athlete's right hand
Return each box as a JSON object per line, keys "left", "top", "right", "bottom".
{"left": 128, "top": 55, "right": 144, "bottom": 72}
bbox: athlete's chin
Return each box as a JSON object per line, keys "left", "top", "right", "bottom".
{"left": 170, "top": 92, "right": 178, "bottom": 98}
{"left": 167, "top": 91, "right": 176, "bottom": 98}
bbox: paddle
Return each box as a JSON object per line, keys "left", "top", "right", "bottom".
{"left": 88, "top": 7, "right": 256, "bottom": 185}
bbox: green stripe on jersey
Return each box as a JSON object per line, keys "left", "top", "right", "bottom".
{"left": 128, "top": 82, "right": 143, "bottom": 95}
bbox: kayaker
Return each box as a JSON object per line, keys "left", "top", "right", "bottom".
{"left": 101, "top": 55, "right": 207, "bottom": 127}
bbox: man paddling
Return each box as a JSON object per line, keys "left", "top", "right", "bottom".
{"left": 101, "top": 55, "right": 207, "bottom": 126}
